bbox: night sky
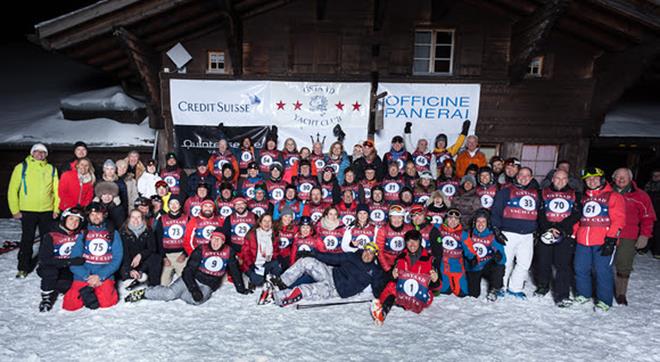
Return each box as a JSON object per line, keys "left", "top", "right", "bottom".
{"left": 0, "top": 1, "right": 98, "bottom": 43}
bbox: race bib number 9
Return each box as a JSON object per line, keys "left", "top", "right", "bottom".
{"left": 205, "top": 256, "right": 224, "bottom": 272}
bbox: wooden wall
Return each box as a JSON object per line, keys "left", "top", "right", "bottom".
{"left": 159, "top": 0, "right": 604, "bottom": 169}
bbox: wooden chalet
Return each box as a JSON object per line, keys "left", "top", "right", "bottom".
{"left": 33, "top": 0, "right": 660, "bottom": 175}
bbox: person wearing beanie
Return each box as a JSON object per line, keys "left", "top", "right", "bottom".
{"left": 59, "top": 141, "right": 97, "bottom": 176}
{"left": 248, "top": 183, "right": 273, "bottom": 217}
{"left": 154, "top": 193, "right": 189, "bottom": 285}
{"left": 124, "top": 227, "right": 249, "bottom": 305}
{"left": 402, "top": 122, "right": 432, "bottom": 174}
{"left": 266, "top": 162, "right": 287, "bottom": 206}
{"left": 437, "top": 159, "right": 460, "bottom": 204}
{"left": 186, "top": 158, "right": 218, "bottom": 199}
{"left": 160, "top": 151, "right": 188, "bottom": 196}
{"left": 382, "top": 135, "right": 412, "bottom": 176}
{"left": 341, "top": 203, "right": 378, "bottom": 253}
{"left": 238, "top": 162, "right": 265, "bottom": 200}
{"left": 453, "top": 174, "right": 482, "bottom": 227}
{"left": 353, "top": 139, "right": 384, "bottom": 182}
{"left": 359, "top": 164, "right": 380, "bottom": 203}
{"left": 382, "top": 161, "right": 406, "bottom": 204}
{"left": 8, "top": 143, "right": 59, "bottom": 278}
{"left": 273, "top": 184, "right": 304, "bottom": 221}
{"left": 476, "top": 166, "right": 498, "bottom": 210}
{"left": 257, "top": 135, "right": 283, "bottom": 175}
{"left": 370, "top": 229, "right": 440, "bottom": 325}
{"left": 184, "top": 183, "right": 211, "bottom": 218}
{"left": 414, "top": 171, "right": 435, "bottom": 205}
{"left": 340, "top": 167, "right": 365, "bottom": 204}
{"left": 431, "top": 120, "right": 471, "bottom": 178}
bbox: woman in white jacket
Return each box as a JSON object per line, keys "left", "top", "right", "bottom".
{"left": 342, "top": 204, "right": 379, "bottom": 253}
{"left": 137, "top": 159, "right": 162, "bottom": 199}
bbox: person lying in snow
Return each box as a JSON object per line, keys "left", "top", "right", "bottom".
{"left": 370, "top": 230, "right": 440, "bottom": 326}
{"left": 124, "top": 228, "right": 250, "bottom": 305}
{"left": 267, "top": 242, "right": 385, "bottom": 307}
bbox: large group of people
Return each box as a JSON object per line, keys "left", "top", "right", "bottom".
{"left": 6, "top": 122, "right": 659, "bottom": 324}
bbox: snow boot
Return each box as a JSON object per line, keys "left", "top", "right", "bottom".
{"left": 507, "top": 290, "right": 527, "bottom": 300}
{"left": 268, "top": 275, "right": 288, "bottom": 291}
{"left": 124, "top": 289, "right": 146, "bottom": 303}
{"left": 533, "top": 284, "right": 550, "bottom": 297}
{"left": 556, "top": 298, "right": 573, "bottom": 308}
{"left": 39, "top": 290, "right": 57, "bottom": 312}
{"left": 79, "top": 286, "right": 99, "bottom": 309}
{"left": 486, "top": 289, "right": 500, "bottom": 302}
{"left": 279, "top": 287, "right": 303, "bottom": 307}
{"left": 15, "top": 270, "right": 28, "bottom": 279}
{"left": 572, "top": 295, "right": 590, "bottom": 305}
{"left": 495, "top": 289, "right": 506, "bottom": 298}
{"left": 257, "top": 282, "right": 274, "bottom": 305}
{"left": 370, "top": 299, "right": 385, "bottom": 326}
{"left": 615, "top": 274, "right": 629, "bottom": 306}
{"left": 593, "top": 300, "right": 610, "bottom": 313}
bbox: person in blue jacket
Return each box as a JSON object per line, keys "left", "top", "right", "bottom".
{"left": 463, "top": 209, "right": 506, "bottom": 301}
{"left": 62, "top": 202, "right": 123, "bottom": 311}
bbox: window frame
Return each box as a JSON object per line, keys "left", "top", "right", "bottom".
{"left": 526, "top": 56, "right": 544, "bottom": 78}
{"left": 413, "top": 29, "right": 455, "bottom": 75}
{"left": 207, "top": 50, "right": 226, "bottom": 74}
{"left": 521, "top": 144, "right": 559, "bottom": 183}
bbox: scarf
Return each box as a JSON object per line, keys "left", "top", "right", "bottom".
{"left": 256, "top": 228, "right": 274, "bottom": 260}
{"left": 128, "top": 223, "right": 146, "bottom": 238}
{"left": 78, "top": 172, "right": 93, "bottom": 184}
{"left": 321, "top": 216, "right": 340, "bottom": 231}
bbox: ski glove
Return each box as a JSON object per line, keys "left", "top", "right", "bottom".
{"left": 461, "top": 120, "right": 471, "bottom": 135}
{"left": 296, "top": 250, "right": 315, "bottom": 259}
{"left": 466, "top": 257, "right": 479, "bottom": 268}
{"left": 492, "top": 227, "right": 508, "bottom": 245}
{"left": 191, "top": 289, "right": 203, "bottom": 302}
{"left": 404, "top": 122, "right": 412, "bottom": 134}
{"left": 79, "top": 286, "right": 99, "bottom": 309}
{"left": 600, "top": 237, "right": 617, "bottom": 257}
{"left": 68, "top": 257, "right": 85, "bottom": 266}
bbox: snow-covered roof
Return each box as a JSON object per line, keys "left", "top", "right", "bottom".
{"left": 60, "top": 86, "right": 145, "bottom": 111}
{"left": 0, "top": 42, "right": 155, "bottom": 148}
{"left": 600, "top": 101, "right": 660, "bottom": 138}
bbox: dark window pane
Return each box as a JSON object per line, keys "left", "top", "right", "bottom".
{"left": 414, "top": 60, "right": 430, "bottom": 73}
{"left": 414, "top": 45, "right": 431, "bottom": 58}
{"left": 435, "top": 45, "right": 451, "bottom": 59}
{"left": 434, "top": 60, "right": 451, "bottom": 73}
{"left": 415, "top": 31, "right": 432, "bottom": 44}
{"left": 436, "top": 31, "right": 453, "bottom": 44}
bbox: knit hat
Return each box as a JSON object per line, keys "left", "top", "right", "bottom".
{"left": 280, "top": 205, "right": 295, "bottom": 218}
{"left": 73, "top": 141, "right": 87, "bottom": 150}
{"left": 103, "top": 159, "right": 116, "bottom": 170}
{"left": 461, "top": 174, "right": 477, "bottom": 186}
{"left": 356, "top": 203, "right": 370, "bottom": 214}
{"left": 30, "top": 143, "right": 48, "bottom": 156}
{"left": 166, "top": 152, "right": 177, "bottom": 161}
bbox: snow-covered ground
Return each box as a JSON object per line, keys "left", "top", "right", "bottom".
{"left": 0, "top": 218, "right": 658, "bottom": 361}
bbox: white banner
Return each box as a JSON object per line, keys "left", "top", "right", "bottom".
{"left": 375, "top": 83, "right": 480, "bottom": 156}
{"left": 170, "top": 79, "right": 370, "bottom": 152}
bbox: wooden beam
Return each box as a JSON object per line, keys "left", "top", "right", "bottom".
{"left": 114, "top": 27, "right": 163, "bottom": 129}
{"left": 585, "top": 0, "right": 660, "bottom": 32}
{"left": 373, "top": 0, "right": 387, "bottom": 32}
{"left": 509, "top": 0, "right": 570, "bottom": 83}
{"left": 44, "top": 0, "right": 191, "bottom": 50}
{"left": 316, "top": 0, "right": 328, "bottom": 21}
{"left": 557, "top": 17, "right": 629, "bottom": 51}
{"left": 218, "top": 0, "right": 243, "bottom": 76}
{"left": 567, "top": 2, "right": 644, "bottom": 43}
{"left": 240, "top": 0, "right": 293, "bottom": 19}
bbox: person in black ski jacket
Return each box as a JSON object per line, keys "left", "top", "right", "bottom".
{"left": 36, "top": 207, "right": 86, "bottom": 312}
{"left": 125, "top": 228, "right": 249, "bottom": 305}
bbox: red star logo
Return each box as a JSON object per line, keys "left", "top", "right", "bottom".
{"left": 294, "top": 100, "right": 303, "bottom": 110}
{"left": 352, "top": 101, "right": 361, "bottom": 111}
{"left": 276, "top": 100, "right": 286, "bottom": 110}
{"left": 335, "top": 101, "right": 345, "bottom": 111}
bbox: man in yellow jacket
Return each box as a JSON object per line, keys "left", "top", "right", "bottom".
{"left": 7, "top": 143, "right": 60, "bottom": 278}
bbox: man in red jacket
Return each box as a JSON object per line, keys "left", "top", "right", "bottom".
{"left": 573, "top": 167, "right": 626, "bottom": 312}
{"left": 183, "top": 200, "right": 224, "bottom": 255}
{"left": 611, "top": 168, "right": 656, "bottom": 305}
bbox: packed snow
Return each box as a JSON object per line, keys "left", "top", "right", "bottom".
{"left": 0, "top": 42, "right": 154, "bottom": 148}
{"left": 0, "top": 218, "right": 658, "bottom": 361}
{"left": 60, "top": 86, "right": 145, "bottom": 111}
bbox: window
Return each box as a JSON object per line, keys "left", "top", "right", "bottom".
{"left": 527, "top": 56, "right": 543, "bottom": 77}
{"left": 207, "top": 51, "right": 225, "bottom": 73}
{"left": 413, "top": 29, "right": 454, "bottom": 75}
{"left": 521, "top": 145, "right": 558, "bottom": 183}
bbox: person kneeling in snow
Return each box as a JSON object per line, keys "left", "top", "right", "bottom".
{"left": 125, "top": 228, "right": 249, "bottom": 305}
{"left": 37, "top": 207, "right": 86, "bottom": 312}
{"left": 463, "top": 209, "right": 506, "bottom": 301}
{"left": 370, "top": 230, "right": 440, "bottom": 326}
{"left": 63, "top": 203, "right": 123, "bottom": 311}
{"left": 270, "top": 242, "right": 385, "bottom": 307}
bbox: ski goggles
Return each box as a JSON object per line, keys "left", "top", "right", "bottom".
{"left": 446, "top": 209, "right": 462, "bottom": 219}
{"left": 580, "top": 167, "right": 604, "bottom": 180}
{"left": 62, "top": 207, "right": 84, "bottom": 220}
{"left": 388, "top": 205, "right": 406, "bottom": 217}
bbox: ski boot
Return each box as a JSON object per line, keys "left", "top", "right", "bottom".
{"left": 486, "top": 289, "right": 500, "bottom": 302}
{"left": 124, "top": 289, "right": 146, "bottom": 303}
{"left": 278, "top": 287, "right": 303, "bottom": 307}
{"left": 16, "top": 271, "right": 28, "bottom": 279}
{"left": 556, "top": 298, "right": 573, "bottom": 308}
{"left": 39, "top": 290, "right": 57, "bottom": 312}
{"left": 507, "top": 290, "right": 527, "bottom": 300}
{"left": 370, "top": 299, "right": 386, "bottom": 326}
{"left": 257, "top": 282, "right": 274, "bottom": 305}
